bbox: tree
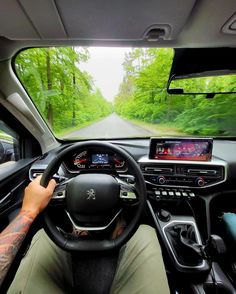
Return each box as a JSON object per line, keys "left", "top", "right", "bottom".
{"left": 15, "top": 47, "right": 112, "bottom": 134}
{"left": 114, "top": 48, "right": 236, "bottom": 136}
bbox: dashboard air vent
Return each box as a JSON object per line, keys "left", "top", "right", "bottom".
{"left": 141, "top": 164, "right": 174, "bottom": 175}
{"left": 29, "top": 170, "right": 44, "bottom": 181}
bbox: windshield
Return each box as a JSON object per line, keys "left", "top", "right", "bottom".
{"left": 15, "top": 47, "right": 236, "bottom": 139}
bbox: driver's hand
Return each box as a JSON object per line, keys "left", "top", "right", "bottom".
{"left": 21, "top": 176, "right": 57, "bottom": 218}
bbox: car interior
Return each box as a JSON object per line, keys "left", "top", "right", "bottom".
{"left": 1, "top": 0, "right": 236, "bottom": 293}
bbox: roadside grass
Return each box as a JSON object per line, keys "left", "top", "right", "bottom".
{"left": 128, "top": 119, "right": 187, "bottom": 136}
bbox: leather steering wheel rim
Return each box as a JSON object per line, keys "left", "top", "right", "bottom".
{"left": 40, "top": 141, "right": 146, "bottom": 251}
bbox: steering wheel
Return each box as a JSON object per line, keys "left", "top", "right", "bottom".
{"left": 40, "top": 141, "right": 146, "bottom": 251}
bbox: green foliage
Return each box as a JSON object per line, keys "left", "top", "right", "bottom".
{"left": 15, "top": 47, "right": 236, "bottom": 138}
{"left": 171, "top": 74, "right": 236, "bottom": 93}
{"left": 114, "top": 48, "right": 236, "bottom": 136}
{"left": 15, "top": 47, "right": 112, "bottom": 136}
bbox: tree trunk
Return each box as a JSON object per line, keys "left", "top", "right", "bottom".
{"left": 46, "top": 49, "right": 53, "bottom": 128}
{"left": 72, "top": 72, "right": 76, "bottom": 126}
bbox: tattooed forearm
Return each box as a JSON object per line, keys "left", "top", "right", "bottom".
{"left": 0, "top": 210, "right": 35, "bottom": 285}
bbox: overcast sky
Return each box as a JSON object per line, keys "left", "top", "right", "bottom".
{"left": 79, "top": 47, "right": 130, "bottom": 102}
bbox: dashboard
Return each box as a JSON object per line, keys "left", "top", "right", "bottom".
{"left": 58, "top": 138, "right": 225, "bottom": 190}
{"left": 29, "top": 138, "right": 236, "bottom": 193}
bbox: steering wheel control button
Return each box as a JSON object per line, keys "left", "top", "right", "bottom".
{"left": 52, "top": 189, "right": 66, "bottom": 200}
{"left": 56, "top": 191, "right": 64, "bottom": 197}
{"left": 120, "top": 191, "right": 136, "bottom": 199}
{"left": 125, "top": 176, "right": 135, "bottom": 184}
{"left": 120, "top": 182, "right": 137, "bottom": 203}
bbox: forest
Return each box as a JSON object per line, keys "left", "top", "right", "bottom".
{"left": 15, "top": 47, "right": 112, "bottom": 135}
{"left": 15, "top": 47, "right": 236, "bottom": 138}
{"left": 114, "top": 48, "right": 236, "bottom": 136}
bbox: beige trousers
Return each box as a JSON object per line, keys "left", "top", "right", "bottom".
{"left": 8, "top": 225, "right": 170, "bottom": 294}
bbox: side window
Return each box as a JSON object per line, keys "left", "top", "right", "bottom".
{"left": 0, "top": 120, "right": 20, "bottom": 167}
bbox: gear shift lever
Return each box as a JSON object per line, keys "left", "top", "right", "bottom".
{"left": 165, "top": 223, "right": 204, "bottom": 266}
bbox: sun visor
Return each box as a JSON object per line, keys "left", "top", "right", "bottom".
{"left": 169, "top": 48, "right": 236, "bottom": 78}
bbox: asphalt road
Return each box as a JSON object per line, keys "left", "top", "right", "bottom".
{"left": 63, "top": 113, "right": 154, "bottom": 139}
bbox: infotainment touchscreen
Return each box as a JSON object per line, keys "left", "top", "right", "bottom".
{"left": 149, "top": 138, "right": 213, "bottom": 161}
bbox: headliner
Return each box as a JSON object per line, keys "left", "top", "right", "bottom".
{"left": 0, "top": 0, "right": 236, "bottom": 59}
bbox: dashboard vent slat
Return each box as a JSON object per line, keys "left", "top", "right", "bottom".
{"left": 145, "top": 167, "right": 173, "bottom": 173}
{"left": 187, "top": 169, "right": 218, "bottom": 175}
{"left": 142, "top": 165, "right": 174, "bottom": 175}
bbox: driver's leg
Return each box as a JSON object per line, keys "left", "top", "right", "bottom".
{"left": 110, "top": 225, "right": 170, "bottom": 294}
{"left": 7, "top": 229, "right": 73, "bottom": 294}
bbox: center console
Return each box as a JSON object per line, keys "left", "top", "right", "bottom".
{"left": 140, "top": 137, "right": 226, "bottom": 190}
{"left": 138, "top": 138, "right": 236, "bottom": 293}
{"left": 147, "top": 200, "right": 210, "bottom": 274}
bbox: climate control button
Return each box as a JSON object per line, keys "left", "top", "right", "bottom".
{"left": 157, "top": 176, "right": 166, "bottom": 185}
{"left": 195, "top": 177, "right": 205, "bottom": 187}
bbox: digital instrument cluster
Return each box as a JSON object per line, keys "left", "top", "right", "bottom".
{"left": 64, "top": 149, "right": 127, "bottom": 172}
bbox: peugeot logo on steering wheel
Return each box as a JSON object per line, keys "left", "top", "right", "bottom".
{"left": 86, "top": 188, "right": 96, "bottom": 200}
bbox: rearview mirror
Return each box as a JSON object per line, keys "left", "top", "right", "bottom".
{"left": 168, "top": 71, "right": 236, "bottom": 95}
